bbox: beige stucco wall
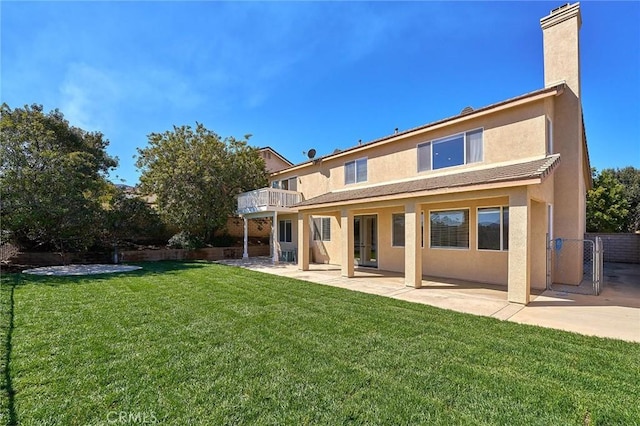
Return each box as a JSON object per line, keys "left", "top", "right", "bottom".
{"left": 261, "top": 149, "right": 291, "bottom": 173}
{"left": 295, "top": 194, "right": 546, "bottom": 287}
{"left": 310, "top": 213, "right": 341, "bottom": 264}
{"left": 271, "top": 99, "right": 549, "bottom": 201}
{"left": 275, "top": 213, "right": 298, "bottom": 255}
{"left": 542, "top": 3, "right": 586, "bottom": 285}
{"left": 420, "top": 197, "right": 510, "bottom": 286}
{"left": 277, "top": 212, "right": 343, "bottom": 264}
{"left": 530, "top": 200, "right": 549, "bottom": 290}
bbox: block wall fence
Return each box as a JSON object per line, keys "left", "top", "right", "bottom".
{"left": 2, "top": 217, "right": 273, "bottom": 269}
{"left": 3, "top": 246, "right": 271, "bottom": 268}
{"left": 221, "top": 217, "right": 271, "bottom": 239}
{"left": 585, "top": 233, "right": 640, "bottom": 264}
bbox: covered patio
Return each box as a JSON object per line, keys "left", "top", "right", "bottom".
{"left": 293, "top": 156, "right": 561, "bottom": 306}
{"left": 216, "top": 257, "right": 640, "bottom": 342}
{"left": 219, "top": 257, "right": 532, "bottom": 317}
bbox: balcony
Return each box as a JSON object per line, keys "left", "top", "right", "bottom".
{"left": 237, "top": 187, "right": 302, "bottom": 215}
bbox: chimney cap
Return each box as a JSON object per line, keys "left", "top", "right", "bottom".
{"left": 551, "top": 3, "right": 570, "bottom": 14}
{"left": 540, "top": 2, "right": 581, "bottom": 30}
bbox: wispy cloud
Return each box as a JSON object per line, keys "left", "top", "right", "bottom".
{"left": 60, "top": 62, "right": 205, "bottom": 132}
{"left": 60, "top": 63, "right": 121, "bottom": 131}
{"left": 180, "top": 2, "right": 420, "bottom": 110}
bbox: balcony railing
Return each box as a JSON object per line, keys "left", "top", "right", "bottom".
{"left": 237, "top": 187, "right": 302, "bottom": 215}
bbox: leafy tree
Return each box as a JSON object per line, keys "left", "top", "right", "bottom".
{"left": 100, "top": 185, "right": 167, "bottom": 251}
{"left": 586, "top": 168, "right": 629, "bottom": 233}
{"left": 135, "top": 123, "right": 267, "bottom": 243}
{"left": 0, "top": 103, "right": 118, "bottom": 252}
{"left": 612, "top": 167, "right": 640, "bottom": 232}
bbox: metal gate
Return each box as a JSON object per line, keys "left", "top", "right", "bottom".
{"left": 546, "top": 236, "right": 604, "bottom": 295}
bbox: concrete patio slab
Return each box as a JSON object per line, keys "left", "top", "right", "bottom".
{"left": 510, "top": 263, "right": 640, "bottom": 342}
{"left": 22, "top": 264, "right": 142, "bottom": 276}
{"left": 218, "top": 258, "right": 640, "bottom": 342}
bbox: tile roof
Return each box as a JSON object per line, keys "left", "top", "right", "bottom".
{"left": 296, "top": 155, "right": 560, "bottom": 208}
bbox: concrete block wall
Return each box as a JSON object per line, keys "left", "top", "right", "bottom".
{"left": 4, "top": 245, "right": 271, "bottom": 268}
{"left": 7, "top": 251, "right": 112, "bottom": 266}
{"left": 120, "top": 246, "right": 270, "bottom": 262}
{"left": 218, "top": 217, "right": 271, "bottom": 239}
{"left": 585, "top": 233, "right": 640, "bottom": 264}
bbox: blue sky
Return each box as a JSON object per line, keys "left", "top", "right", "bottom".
{"left": 2, "top": 1, "right": 639, "bottom": 185}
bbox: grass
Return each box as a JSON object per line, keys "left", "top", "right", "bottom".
{"left": 1, "top": 261, "right": 638, "bottom": 425}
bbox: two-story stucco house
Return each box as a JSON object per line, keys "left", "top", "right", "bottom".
{"left": 237, "top": 3, "right": 591, "bottom": 305}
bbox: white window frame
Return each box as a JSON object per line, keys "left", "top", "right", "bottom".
{"left": 312, "top": 217, "right": 331, "bottom": 241}
{"left": 547, "top": 203, "right": 554, "bottom": 241}
{"left": 278, "top": 219, "right": 292, "bottom": 243}
{"left": 418, "top": 128, "right": 483, "bottom": 172}
{"left": 546, "top": 117, "right": 553, "bottom": 155}
{"left": 391, "top": 213, "right": 405, "bottom": 247}
{"left": 476, "top": 206, "right": 509, "bottom": 252}
{"left": 391, "top": 212, "right": 424, "bottom": 248}
{"left": 280, "top": 176, "right": 297, "bottom": 191}
{"left": 428, "top": 208, "right": 470, "bottom": 250}
{"left": 344, "top": 157, "right": 368, "bottom": 185}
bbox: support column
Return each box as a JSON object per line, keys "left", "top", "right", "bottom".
{"left": 341, "top": 208, "right": 354, "bottom": 278}
{"left": 404, "top": 201, "right": 422, "bottom": 288}
{"left": 242, "top": 217, "right": 249, "bottom": 259}
{"left": 508, "top": 189, "right": 531, "bottom": 304}
{"left": 272, "top": 211, "right": 279, "bottom": 265}
{"left": 298, "top": 212, "right": 310, "bottom": 271}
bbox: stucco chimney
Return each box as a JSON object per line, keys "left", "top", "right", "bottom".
{"left": 540, "top": 2, "right": 588, "bottom": 276}
{"left": 540, "top": 2, "right": 582, "bottom": 97}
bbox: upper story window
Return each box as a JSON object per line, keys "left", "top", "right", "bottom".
{"left": 418, "top": 129, "right": 483, "bottom": 172}
{"left": 345, "top": 158, "right": 367, "bottom": 184}
{"left": 271, "top": 177, "right": 297, "bottom": 191}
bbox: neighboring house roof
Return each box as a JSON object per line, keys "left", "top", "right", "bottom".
{"left": 272, "top": 83, "right": 565, "bottom": 176}
{"left": 114, "top": 184, "right": 136, "bottom": 193}
{"left": 296, "top": 155, "right": 560, "bottom": 209}
{"left": 260, "top": 146, "right": 293, "bottom": 166}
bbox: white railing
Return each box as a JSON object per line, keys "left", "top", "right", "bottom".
{"left": 237, "top": 188, "right": 302, "bottom": 214}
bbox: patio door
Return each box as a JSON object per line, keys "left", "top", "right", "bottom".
{"left": 354, "top": 215, "right": 378, "bottom": 268}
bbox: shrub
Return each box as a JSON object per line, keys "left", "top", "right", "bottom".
{"left": 167, "top": 232, "right": 202, "bottom": 250}
{"left": 211, "top": 233, "right": 237, "bottom": 247}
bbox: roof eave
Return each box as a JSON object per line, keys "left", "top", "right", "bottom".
{"left": 296, "top": 178, "right": 544, "bottom": 211}
{"left": 271, "top": 84, "right": 565, "bottom": 177}
{"left": 260, "top": 146, "right": 293, "bottom": 166}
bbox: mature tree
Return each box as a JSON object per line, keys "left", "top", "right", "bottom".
{"left": 100, "top": 185, "right": 167, "bottom": 251}
{"left": 135, "top": 123, "right": 267, "bottom": 243}
{"left": 586, "top": 168, "right": 629, "bottom": 233}
{"left": 0, "top": 103, "right": 118, "bottom": 252}
{"left": 613, "top": 167, "right": 640, "bottom": 232}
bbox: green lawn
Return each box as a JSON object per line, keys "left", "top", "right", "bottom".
{"left": 1, "top": 262, "right": 638, "bottom": 425}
